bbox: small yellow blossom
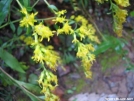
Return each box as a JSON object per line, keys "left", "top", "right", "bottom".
{"left": 20, "top": 13, "right": 37, "bottom": 27}
{"left": 54, "top": 16, "right": 66, "bottom": 23}
{"left": 34, "top": 23, "right": 53, "bottom": 41}
{"left": 20, "top": 35, "right": 34, "bottom": 45}
{"left": 55, "top": 10, "right": 67, "bottom": 16}
{"left": 114, "top": 9, "right": 128, "bottom": 24}
{"left": 114, "top": 0, "right": 130, "bottom": 7}
{"left": 32, "top": 43, "right": 60, "bottom": 70}
{"left": 70, "top": 15, "right": 75, "bottom": 19}
{"left": 24, "top": 36, "right": 34, "bottom": 45}
{"left": 75, "top": 15, "right": 88, "bottom": 25}
{"left": 19, "top": 35, "right": 25, "bottom": 40}
{"left": 32, "top": 44, "right": 44, "bottom": 63}
{"left": 113, "top": 6, "right": 128, "bottom": 36}
{"left": 38, "top": 70, "right": 59, "bottom": 101}
{"left": 20, "top": 8, "right": 28, "bottom": 15}
{"left": 84, "top": 71, "right": 92, "bottom": 79}
{"left": 57, "top": 22, "right": 74, "bottom": 34}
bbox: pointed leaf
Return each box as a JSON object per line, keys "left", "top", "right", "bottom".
{"left": 0, "top": 0, "right": 12, "bottom": 26}
{"left": 10, "top": 22, "right": 16, "bottom": 32}
{"left": 0, "top": 48, "right": 25, "bottom": 73}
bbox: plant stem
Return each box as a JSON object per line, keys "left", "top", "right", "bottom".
{"left": 43, "top": 0, "right": 49, "bottom": 6}
{"left": 0, "top": 67, "right": 41, "bottom": 101}
{"left": 16, "top": 0, "right": 23, "bottom": 9}
{"left": 37, "top": 17, "right": 56, "bottom": 21}
{"left": 43, "top": 0, "right": 56, "bottom": 13}
{"left": 0, "top": 19, "right": 21, "bottom": 29}
{"left": 32, "top": 0, "right": 40, "bottom": 8}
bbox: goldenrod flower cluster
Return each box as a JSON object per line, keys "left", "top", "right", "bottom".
{"left": 113, "top": 7, "right": 128, "bottom": 37}
{"left": 114, "top": 0, "right": 130, "bottom": 7}
{"left": 111, "top": 0, "right": 129, "bottom": 37}
{"left": 76, "top": 43, "right": 95, "bottom": 78}
{"left": 32, "top": 43, "right": 60, "bottom": 71}
{"left": 38, "top": 70, "right": 59, "bottom": 101}
{"left": 74, "top": 15, "right": 100, "bottom": 43}
{"left": 34, "top": 23, "right": 53, "bottom": 41}
{"left": 20, "top": 8, "right": 37, "bottom": 27}
{"left": 54, "top": 10, "right": 74, "bottom": 35}
{"left": 20, "top": 8, "right": 61, "bottom": 101}
{"left": 20, "top": 35, "right": 34, "bottom": 45}
{"left": 71, "top": 15, "right": 100, "bottom": 78}
{"left": 20, "top": 7, "right": 99, "bottom": 100}
{"left": 96, "top": 0, "right": 129, "bottom": 37}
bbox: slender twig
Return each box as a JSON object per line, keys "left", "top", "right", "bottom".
{"left": 37, "top": 17, "right": 56, "bottom": 21}
{"left": 0, "top": 19, "right": 21, "bottom": 29}
{"left": 32, "top": 0, "right": 40, "bottom": 8}
{"left": 0, "top": 67, "right": 42, "bottom": 101}
{"left": 43, "top": 0, "right": 56, "bottom": 13}
{"left": 16, "top": 0, "right": 23, "bottom": 9}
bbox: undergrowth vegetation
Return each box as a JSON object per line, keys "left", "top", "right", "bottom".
{"left": 0, "top": 0, "right": 133, "bottom": 101}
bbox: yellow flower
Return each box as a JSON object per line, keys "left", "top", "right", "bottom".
{"left": 114, "top": 0, "right": 130, "bottom": 7}
{"left": 32, "top": 44, "right": 44, "bottom": 63}
{"left": 75, "top": 15, "right": 88, "bottom": 25}
{"left": 54, "top": 16, "right": 66, "bottom": 23}
{"left": 34, "top": 23, "right": 53, "bottom": 41}
{"left": 62, "top": 22, "right": 73, "bottom": 34}
{"left": 113, "top": 7, "right": 128, "bottom": 36}
{"left": 84, "top": 71, "right": 92, "bottom": 79}
{"left": 39, "top": 70, "right": 59, "bottom": 101}
{"left": 32, "top": 43, "right": 60, "bottom": 71}
{"left": 20, "top": 12, "right": 37, "bottom": 27}
{"left": 19, "top": 35, "right": 25, "bottom": 40}
{"left": 24, "top": 36, "right": 34, "bottom": 45}
{"left": 57, "top": 22, "right": 74, "bottom": 34}
{"left": 55, "top": 10, "right": 67, "bottom": 16}
{"left": 20, "top": 35, "right": 34, "bottom": 45}
{"left": 20, "top": 8, "right": 28, "bottom": 15}
{"left": 70, "top": 15, "right": 75, "bottom": 19}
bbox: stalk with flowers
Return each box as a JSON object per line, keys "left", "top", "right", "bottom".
{"left": 18, "top": 0, "right": 100, "bottom": 100}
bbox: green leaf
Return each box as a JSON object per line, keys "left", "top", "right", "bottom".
{"left": 130, "top": 11, "right": 134, "bottom": 17}
{"left": 0, "top": 68, "right": 42, "bottom": 101}
{"left": 94, "top": 35, "right": 125, "bottom": 55}
{"left": 67, "top": 89, "right": 74, "bottom": 94}
{"left": 48, "top": 5, "right": 58, "bottom": 11}
{"left": 94, "top": 40, "right": 112, "bottom": 55}
{"left": 17, "top": 26, "right": 23, "bottom": 35}
{"left": 16, "top": 80, "right": 41, "bottom": 94}
{"left": 10, "top": 22, "right": 16, "bottom": 32}
{"left": 0, "top": 48, "right": 25, "bottom": 73}
{"left": 28, "top": 73, "right": 38, "bottom": 84}
{"left": 0, "top": 0, "right": 12, "bottom": 26}
{"left": 23, "top": 0, "right": 30, "bottom": 7}
{"left": 26, "top": 6, "right": 33, "bottom": 12}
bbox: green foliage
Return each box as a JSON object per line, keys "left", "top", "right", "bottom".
{"left": 130, "top": 11, "right": 134, "bottom": 17}
{"left": 0, "top": 68, "right": 42, "bottom": 101}
{"left": 100, "top": 49, "right": 122, "bottom": 72}
{"left": 94, "top": 35, "right": 126, "bottom": 55}
{"left": 95, "top": 35, "right": 127, "bottom": 71}
{"left": 0, "top": 0, "right": 133, "bottom": 101}
{"left": 0, "top": 48, "right": 25, "bottom": 73}
{"left": 0, "top": 0, "right": 12, "bottom": 26}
